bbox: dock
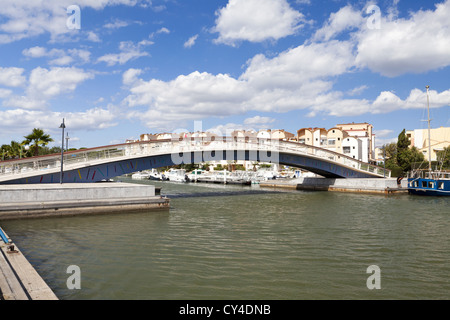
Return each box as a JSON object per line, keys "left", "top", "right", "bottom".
{"left": 260, "top": 177, "right": 409, "bottom": 194}
{"left": 0, "top": 227, "right": 58, "bottom": 300}
{"left": 0, "top": 182, "right": 170, "bottom": 220}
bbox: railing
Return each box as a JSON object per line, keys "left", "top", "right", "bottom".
{"left": 0, "top": 137, "right": 391, "bottom": 180}
{"left": 407, "top": 170, "right": 450, "bottom": 180}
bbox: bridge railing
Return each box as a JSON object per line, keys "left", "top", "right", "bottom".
{"left": 0, "top": 137, "right": 390, "bottom": 180}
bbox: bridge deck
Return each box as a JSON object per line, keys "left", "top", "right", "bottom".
{"left": 0, "top": 138, "right": 390, "bottom": 184}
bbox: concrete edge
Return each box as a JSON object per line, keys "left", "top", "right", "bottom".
{"left": 0, "top": 228, "right": 58, "bottom": 300}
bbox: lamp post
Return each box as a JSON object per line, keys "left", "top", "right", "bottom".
{"left": 59, "top": 119, "right": 66, "bottom": 184}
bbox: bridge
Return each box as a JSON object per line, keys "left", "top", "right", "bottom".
{"left": 0, "top": 138, "right": 390, "bottom": 184}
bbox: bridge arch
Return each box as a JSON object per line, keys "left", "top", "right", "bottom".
{"left": 0, "top": 138, "right": 389, "bottom": 184}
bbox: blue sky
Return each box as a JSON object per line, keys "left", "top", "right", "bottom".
{"left": 1, "top": 0, "right": 449, "bottom": 149}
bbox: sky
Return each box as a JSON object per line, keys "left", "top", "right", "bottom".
{"left": 1, "top": 0, "right": 450, "bottom": 150}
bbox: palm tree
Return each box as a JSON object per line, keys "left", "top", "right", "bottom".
{"left": 1, "top": 141, "right": 23, "bottom": 160}
{"left": 23, "top": 128, "right": 54, "bottom": 157}
{"left": 1, "top": 144, "right": 9, "bottom": 161}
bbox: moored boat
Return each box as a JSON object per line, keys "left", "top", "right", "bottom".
{"left": 407, "top": 170, "right": 450, "bottom": 196}
{"left": 407, "top": 85, "right": 450, "bottom": 196}
{"left": 164, "top": 168, "right": 188, "bottom": 182}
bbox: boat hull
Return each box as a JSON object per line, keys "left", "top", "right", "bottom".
{"left": 407, "top": 178, "right": 450, "bottom": 196}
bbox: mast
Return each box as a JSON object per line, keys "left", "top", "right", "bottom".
{"left": 426, "top": 85, "right": 432, "bottom": 172}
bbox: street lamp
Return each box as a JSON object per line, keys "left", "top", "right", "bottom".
{"left": 59, "top": 118, "right": 66, "bottom": 184}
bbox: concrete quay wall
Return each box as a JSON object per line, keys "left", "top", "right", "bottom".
{"left": 261, "top": 177, "right": 408, "bottom": 194}
{"left": 0, "top": 182, "right": 155, "bottom": 202}
{"left": 0, "top": 183, "right": 169, "bottom": 220}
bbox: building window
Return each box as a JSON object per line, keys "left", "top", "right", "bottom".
{"left": 299, "top": 139, "right": 305, "bottom": 144}
{"left": 328, "top": 139, "right": 336, "bottom": 146}
{"left": 343, "top": 146, "right": 351, "bottom": 154}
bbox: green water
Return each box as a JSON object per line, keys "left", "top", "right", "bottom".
{"left": 1, "top": 178, "right": 449, "bottom": 300}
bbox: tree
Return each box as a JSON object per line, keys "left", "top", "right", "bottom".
{"left": 1, "top": 141, "right": 26, "bottom": 160}
{"left": 437, "top": 146, "right": 450, "bottom": 169}
{"left": 396, "top": 129, "right": 425, "bottom": 172}
{"left": 382, "top": 142, "right": 397, "bottom": 168}
{"left": 23, "top": 128, "right": 54, "bottom": 157}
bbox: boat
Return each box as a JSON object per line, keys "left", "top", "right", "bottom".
{"left": 407, "top": 85, "right": 450, "bottom": 196}
{"left": 148, "top": 168, "right": 163, "bottom": 181}
{"left": 164, "top": 168, "right": 188, "bottom": 182}
{"left": 131, "top": 171, "right": 151, "bottom": 180}
{"left": 187, "top": 169, "right": 204, "bottom": 182}
{"left": 407, "top": 170, "right": 450, "bottom": 196}
{"left": 192, "top": 170, "right": 251, "bottom": 185}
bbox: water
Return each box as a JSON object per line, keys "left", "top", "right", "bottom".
{"left": 2, "top": 178, "right": 449, "bottom": 300}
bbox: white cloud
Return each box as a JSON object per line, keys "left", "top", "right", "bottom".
{"left": 374, "top": 129, "right": 394, "bottom": 138}
{"left": 0, "top": 88, "right": 12, "bottom": 98}
{"left": 27, "top": 67, "right": 94, "bottom": 99}
{"left": 103, "top": 19, "right": 130, "bottom": 29}
{"left": 118, "top": 1, "right": 450, "bottom": 130}
{"left": 313, "top": 5, "right": 364, "bottom": 42}
{"left": 213, "top": 0, "right": 305, "bottom": 45}
{"left": 240, "top": 40, "right": 355, "bottom": 89}
{"left": 347, "top": 85, "right": 369, "bottom": 96}
{"left": 122, "top": 68, "right": 143, "bottom": 86}
{"left": 0, "top": 107, "right": 118, "bottom": 138}
{"left": 184, "top": 34, "right": 198, "bottom": 48}
{"left": 97, "top": 40, "right": 152, "bottom": 66}
{"left": 355, "top": 0, "right": 450, "bottom": 76}
{"left": 122, "top": 39, "right": 358, "bottom": 129}
{"left": 2, "top": 67, "right": 94, "bottom": 111}
{"left": 86, "top": 31, "right": 101, "bottom": 42}
{"left": 307, "top": 88, "right": 450, "bottom": 118}
{"left": 0, "top": 0, "right": 141, "bottom": 43}
{"left": 0, "top": 67, "right": 26, "bottom": 87}
{"left": 22, "top": 46, "right": 91, "bottom": 65}
{"left": 156, "top": 27, "right": 170, "bottom": 34}
{"left": 243, "top": 116, "right": 275, "bottom": 128}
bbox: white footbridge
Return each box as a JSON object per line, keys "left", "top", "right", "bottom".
{"left": 0, "top": 138, "right": 390, "bottom": 184}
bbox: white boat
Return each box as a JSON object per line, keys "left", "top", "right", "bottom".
{"left": 194, "top": 170, "right": 251, "bottom": 185}
{"left": 131, "top": 171, "right": 151, "bottom": 180}
{"left": 164, "top": 168, "right": 188, "bottom": 182}
{"left": 149, "top": 168, "right": 163, "bottom": 181}
{"left": 187, "top": 169, "right": 205, "bottom": 182}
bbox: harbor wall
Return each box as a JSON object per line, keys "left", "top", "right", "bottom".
{"left": 0, "top": 183, "right": 169, "bottom": 220}
{"left": 260, "top": 177, "right": 408, "bottom": 194}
